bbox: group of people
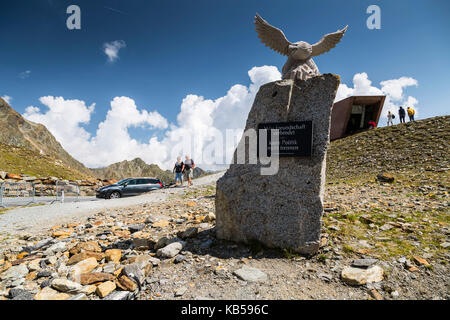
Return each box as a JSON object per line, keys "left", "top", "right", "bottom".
{"left": 387, "top": 106, "right": 415, "bottom": 126}
{"left": 172, "top": 155, "right": 195, "bottom": 187}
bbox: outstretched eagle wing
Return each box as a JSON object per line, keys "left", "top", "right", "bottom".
{"left": 311, "top": 26, "right": 348, "bottom": 57}
{"left": 254, "top": 13, "right": 292, "bottom": 56}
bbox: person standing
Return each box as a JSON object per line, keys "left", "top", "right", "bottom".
{"left": 399, "top": 106, "right": 406, "bottom": 123}
{"left": 173, "top": 157, "right": 184, "bottom": 186}
{"left": 184, "top": 155, "right": 195, "bottom": 187}
{"left": 387, "top": 111, "right": 394, "bottom": 126}
{"left": 407, "top": 107, "right": 415, "bottom": 121}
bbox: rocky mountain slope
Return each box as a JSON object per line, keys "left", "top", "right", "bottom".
{"left": 326, "top": 115, "right": 449, "bottom": 183}
{"left": 0, "top": 143, "right": 90, "bottom": 181}
{"left": 0, "top": 98, "right": 93, "bottom": 177}
{"left": 0, "top": 100, "right": 195, "bottom": 184}
{"left": 91, "top": 158, "right": 207, "bottom": 184}
{"left": 90, "top": 158, "right": 173, "bottom": 183}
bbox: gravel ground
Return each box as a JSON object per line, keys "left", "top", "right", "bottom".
{"left": 0, "top": 172, "right": 224, "bottom": 236}
{"left": 0, "top": 170, "right": 448, "bottom": 301}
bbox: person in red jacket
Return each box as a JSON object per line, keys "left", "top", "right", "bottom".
{"left": 368, "top": 120, "right": 376, "bottom": 129}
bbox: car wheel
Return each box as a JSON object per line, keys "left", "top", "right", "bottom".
{"left": 108, "top": 191, "right": 121, "bottom": 199}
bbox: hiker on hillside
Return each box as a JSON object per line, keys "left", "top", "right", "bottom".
{"left": 407, "top": 107, "right": 415, "bottom": 121}
{"left": 184, "top": 155, "right": 195, "bottom": 187}
{"left": 368, "top": 120, "right": 376, "bottom": 129}
{"left": 399, "top": 106, "right": 406, "bottom": 123}
{"left": 173, "top": 156, "right": 184, "bottom": 186}
{"left": 387, "top": 111, "right": 394, "bottom": 126}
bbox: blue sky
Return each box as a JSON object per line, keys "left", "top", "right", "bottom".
{"left": 1, "top": 0, "right": 449, "bottom": 168}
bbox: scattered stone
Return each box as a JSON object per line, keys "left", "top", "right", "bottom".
{"left": 157, "top": 242, "right": 184, "bottom": 259}
{"left": 233, "top": 266, "right": 268, "bottom": 282}
{"left": 9, "top": 288, "right": 29, "bottom": 299}
{"left": 128, "top": 224, "right": 145, "bottom": 233}
{"left": 69, "top": 293, "right": 88, "bottom": 300}
{"left": 96, "top": 281, "right": 116, "bottom": 298}
{"left": 351, "top": 258, "right": 378, "bottom": 268}
{"left": 52, "top": 230, "right": 72, "bottom": 238}
{"left": 70, "top": 241, "right": 101, "bottom": 255}
{"left": 27, "top": 259, "right": 41, "bottom": 272}
{"left": 175, "top": 286, "right": 187, "bottom": 297}
{"left": 70, "top": 257, "right": 99, "bottom": 279}
{"left": 40, "top": 279, "right": 52, "bottom": 288}
{"left": 147, "top": 256, "right": 160, "bottom": 266}
{"left": 44, "top": 242, "right": 66, "bottom": 255}
{"left": 51, "top": 278, "right": 83, "bottom": 293}
{"left": 152, "top": 220, "right": 169, "bottom": 228}
{"left": 102, "top": 262, "right": 116, "bottom": 274}
{"left": 440, "top": 242, "right": 450, "bottom": 248}
{"left": 103, "top": 291, "right": 130, "bottom": 300}
{"left": 380, "top": 224, "right": 393, "bottom": 231}
{"left": 34, "top": 287, "right": 70, "bottom": 300}
{"left": 154, "top": 237, "right": 170, "bottom": 250}
{"left": 37, "top": 270, "right": 52, "bottom": 278}
{"left": 413, "top": 256, "right": 430, "bottom": 266}
{"left": 198, "top": 223, "right": 210, "bottom": 229}
{"left": 122, "top": 264, "right": 145, "bottom": 286}
{"left": 67, "top": 251, "right": 104, "bottom": 265}
{"left": 408, "top": 266, "right": 419, "bottom": 272}
{"left": 117, "top": 275, "right": 137, "bottom": 292}
{"left": 80, "top": 272, "right": 115, "bottom": 285}
{"left": 0, "top": 264, "right": 28, "bottom": 281}
{"left": 398, "top": 257, "right": 407, "bottom": 265}
{"left": 377, "top": 172, "right": 395, "bottom": 183}
{"left": 368, "top": 289, "right": 383, "bottom": 300}
{"left": 80, "top": 285, "right": 96, "bottom": 295}
{"left": 174, "top": 255, "right": 186, "bottom": 264}
{"left": 317, "top": 273, "right": 332, "bottom": 282}
{"left": 177, "top": 227, "right": 198, "bottom": 239}
{"left": 46, "top": 256, "right": 57, "bottom": 265}
{"left": 12, "top": 291, "right": 34, "bottom": 300}
{"left": 341, "top": 266, "right": 384, "bottom": 286}
{"left": 105, "top": 249, "right": 122, "bottom": 263}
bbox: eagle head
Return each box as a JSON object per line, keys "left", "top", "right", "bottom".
{"left": 289, "top": 41, "right": 313, "bottom": 60}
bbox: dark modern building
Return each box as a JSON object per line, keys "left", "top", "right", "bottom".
{"left": 330, "top": 95, "right": 386, "bottom": 141}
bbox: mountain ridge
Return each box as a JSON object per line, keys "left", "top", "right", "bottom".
{"left": 0, "top": 97, "right": 93, "bottom": 177}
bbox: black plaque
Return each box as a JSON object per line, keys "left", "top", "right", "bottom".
{"left": 257, "top": 121, "right": 313, "bottom": 157}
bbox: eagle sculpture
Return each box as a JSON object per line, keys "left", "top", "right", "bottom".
{"left": 254, "top": 13, "right": 348, "bottom": 81}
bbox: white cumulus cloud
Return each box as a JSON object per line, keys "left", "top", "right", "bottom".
{"left": 22, "top": 67, "right": 418, "bottom": 170}
{"left": 21, "top": 66, "right": 280, "bottom": 170}
{"left": 335, "top": 72, "right": 419, "bottom": 125}
{"left": 1, "top": 95, "right": 12, "bottom": 104}
{"left": 103, "top": 40, "right": 126, "bottom": 63}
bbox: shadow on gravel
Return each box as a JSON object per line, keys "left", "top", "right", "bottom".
{"left": 183, "top": 227, "right": 298, "bottom": 261}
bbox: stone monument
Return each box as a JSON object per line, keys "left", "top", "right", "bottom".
{"left": 215, "top": 14, "right": 346, "bottom": 255}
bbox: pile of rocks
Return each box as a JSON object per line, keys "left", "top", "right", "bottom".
{"left": 0, "top": 199, "right": 217, "bottom": 300}
{"left": 0, "top": 171, "right": 117, "bottom": 197}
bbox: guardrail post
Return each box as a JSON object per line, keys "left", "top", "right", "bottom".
{"left": 55, "top": 180, "right": 59, "bottom": 202}
{"left": 75, "top": 183, "right": 80, "bottom": 203}
{"left": 0, "top": 183, "right": 4, "bottom": 208}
